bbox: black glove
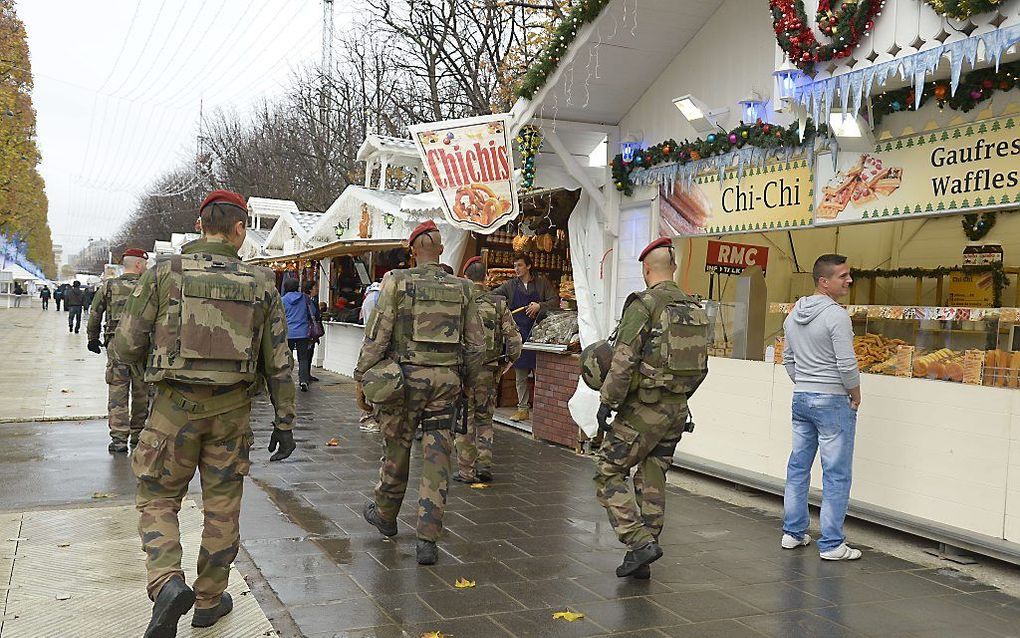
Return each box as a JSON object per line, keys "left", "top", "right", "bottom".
{"left": 268, "top": 427, "right": 296, "bottom": 462}
{"left": 87, "top": 339, "right": 102, "bottom": 354}
{"left": 597, "top": 403, "right": 614, "bottom": 434}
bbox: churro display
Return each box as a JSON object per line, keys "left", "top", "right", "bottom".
{"left": 769, "top": 303, "right": 1020, "bottom": 386}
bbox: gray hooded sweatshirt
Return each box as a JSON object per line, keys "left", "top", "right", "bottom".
{"left": 782, "top": 295, "right": 860, "bottom": 395}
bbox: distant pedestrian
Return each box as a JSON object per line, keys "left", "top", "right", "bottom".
{"left": 282, "top": 277, "right": 315, "bottom": 392}
{"left": 39, "top": 285, "right": 50, "bottom": 309}
{"left": 64, "top": 281, "right": 85, "bottom": 333}
{"left": 12, "top": 283, "right": 23, "bottom": 307}
{"left": 54, "top": 284, "right": 63, "bottom": 310}
{"left": 781, "top": 254, "right": 862, "bottom": 561}
{"left": 83, "top": 285, "right": 95, "bottom": 311}
{"left": 304, "top": 281, "right": 323, "bottom": 383}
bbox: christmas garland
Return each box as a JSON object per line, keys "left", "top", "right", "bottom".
{"left": 770, "top": 0, "right": 885, "bottom": 69}
{"left": 610, "top": 119, "right": 826, "bottom": 196}
{"left": 851, "top": 262, "right": 1008, "bottom": 307}
{"left": 962, "top": 212, "right": 996, "bottom": 241}
{"left": 872, "top": 60, "right": 1020, "bottom": 127}
{"left": 516, "top": 0, "right": 611, "bottom": 100}
{"left": 922, "top": 0, "right": 1003, "bottom": 20}
{"left": 517, "top": 125, "right": 543, "bottom": 190}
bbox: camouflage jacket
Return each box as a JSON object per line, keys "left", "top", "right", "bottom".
{"left": 110, "top": 238, "right": 296, "bottom": 428}
{"left": 87, "top": 272, "right": 140, "bottom": 345}
{"left": 474, "top": 283, "right": 523, "bottom": 366}
{"left": 600, "top": 281, "right": 709, "bottom": 409}
{"left": 355, "top": 263, "right": 485, "bottom": 387}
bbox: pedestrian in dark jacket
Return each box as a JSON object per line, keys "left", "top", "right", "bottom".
{"left": 65, "top": 281, "right": 86, "bottom": 333}
{"left": 54, "top": 284, "right": 63, "bottom": 310}
{"left": 83, "top": 285, "right": 95, "bottom": 311}
{"left": 304, "top": 280, "right": 323, "bottom": 383}
{"left": 39, "top": 285, "right": 51, "bottom": 309}
{"left": 282, "top": 277, "right": 315, "bottom": 391}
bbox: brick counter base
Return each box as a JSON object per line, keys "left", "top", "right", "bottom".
{"left": 532, "top": 351, "right": 581, "bottom": 448}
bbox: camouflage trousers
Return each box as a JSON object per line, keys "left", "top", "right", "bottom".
{"left": 455, "top": 365, "right": 498, "bottom": 477}
{"left": 106, "top": 356, "right": 148, "bottom": 443}
{"left": 133, "top": 384, "right": 254, "bottom": 609}
{"left": 374, "top": 365, "right": 460, "bottom": 542}
{"left": 594, "top": 398, "right": 687, "bottom": 548}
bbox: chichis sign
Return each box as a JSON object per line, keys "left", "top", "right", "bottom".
{"left": 409, "top": 114, "right": 519, "bottom": 235}
{"left": 815, "top": 115, "right": 1020, "bottom": 225}
{"left": 658, "top": 159, "right": 814, "bottom": 237}
{"left": 705, "top": 240, "right": 769, "bottom": 275}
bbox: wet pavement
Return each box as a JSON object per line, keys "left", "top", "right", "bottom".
{"left": 243, "top": 374, "right": 1020, "bottom": 638}
{"left": 3, "top": 308, "right": 1020, "bottom": 637}
{"left": 0, "top": 306, "right": 108, "bottom": 422}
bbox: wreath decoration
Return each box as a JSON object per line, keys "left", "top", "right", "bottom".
{"left": 922, "top": 0, "right": 1003, "bottom": 20}
{"left": 962, "top": 212, "right": 996, "bottom": 241}
{"left": 770, "top": 0, "right": 885, "bottom": 69}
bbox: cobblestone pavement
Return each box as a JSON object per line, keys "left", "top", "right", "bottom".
{"left": 245, "top": 373, "right": 1020, "bottom": 638}
{"left": 0, "top": 306, "right": 107, "bottom": 421}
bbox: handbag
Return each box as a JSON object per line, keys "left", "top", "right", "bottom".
{"left": 306, "top": 296, "right": 325, "bottom": 341}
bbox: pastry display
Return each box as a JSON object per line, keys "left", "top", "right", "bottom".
{"left": 854, "top": 333, "right": 908, "bottom": 371}
{"left": 454, "top": 183, "right": 512, "bottom": 226}
{"left": 559, "top": 277, "right": 575, "bottom": 301}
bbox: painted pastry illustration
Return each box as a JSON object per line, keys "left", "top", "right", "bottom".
{"left": 659, "top": 179, "right": 710, "bottom": 235}
{"left": 818, "top": 154, "right": 903, "bottom": 220}
{"left": 454, "top": 183, "right": 512, "bottom": 226}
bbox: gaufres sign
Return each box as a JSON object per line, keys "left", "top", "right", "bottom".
{"left": 705, "top": 239, "right": 769, "bottom": 275}
{"left": 409, "top": 114, "right": 519, "bottom": 235}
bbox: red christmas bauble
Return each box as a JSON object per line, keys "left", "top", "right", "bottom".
{"left": 982, "top": 79, "right": 994, "bottom": 90}
{"left": 934, "top": 84, "right": 949, "bottom": 100}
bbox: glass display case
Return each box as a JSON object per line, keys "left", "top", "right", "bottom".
{"left": 770, "top": 303, "right": 1020, "bottom": 387}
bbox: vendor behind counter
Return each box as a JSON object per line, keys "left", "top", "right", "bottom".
{"left": 491, "top": 253, "right": 559, "bottom": 418}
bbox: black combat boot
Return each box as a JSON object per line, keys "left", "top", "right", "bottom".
{"left": 143, "top": 576, "right": 195, "bottom": 638}
{"left": 451, "top": 472, "right": 477, "bottom": 484}
{"left": 191, "top": 592, "right": 233, "bottom": 628}
{"left": 416, "top": 539, "right": 438, "bottom": 565}
{"left": 362, "top": 501, "right": 397, "bottom": 537}
{"left": 476, "top": 469, "right": 493, "bottom": 483}
{"left": 108, "top": 440, "right": 128, "bottom": 454}
{"left": 615, "top": 541, "right": 663, "bottom": 578}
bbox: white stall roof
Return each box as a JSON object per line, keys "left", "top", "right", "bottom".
{"left": 357, "top": 135, "right": 421, "bottom": 163}
{"left": 512, "top": 0, "right": 724, "bottom": 126}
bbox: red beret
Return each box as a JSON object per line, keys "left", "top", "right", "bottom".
{"left": 200, "top": 189, "right": 247, "bottom": 212}
{"left": 408, "top": 219, "right": 439, "bottom": 246}
{"left": 639, "top": 237, "right": 674, "bottom": 262}
{"left": 463, "top": 256, "right": 483, "bottom": 272}
{"left": 122, "top": 248, "right": 148, "bottom": 260}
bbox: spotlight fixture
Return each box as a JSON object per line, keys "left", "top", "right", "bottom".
{"left": 673, "top": 94, "right": 729, "bottom": 134}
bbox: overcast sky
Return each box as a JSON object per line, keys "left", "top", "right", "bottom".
{"left": 19, "top": 0, "right": 356, "bottom": 262}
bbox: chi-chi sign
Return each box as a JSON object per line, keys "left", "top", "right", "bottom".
{"left": 409, "top": 114, "right": 520, "bottom": 235}
{"left": 705, "top": 239, "right": 769, "bottom": 275}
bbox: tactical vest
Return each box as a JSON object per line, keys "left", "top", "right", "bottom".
{"left": 390, "top": 266, "right": 470, "bottom": 367}
{"left": 147, "top": 253, "right": 265, "bottom": 385}
{"left": 475, "top": 289, "right": 506, "bottom": 365}
{"left": 626, "top": 287, "right": 709, "bottom": 398}
{"left": 102, "top": 275, "right": 139, "bottom": 341}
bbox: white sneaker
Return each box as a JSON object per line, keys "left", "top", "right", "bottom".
{"left": 820, "top": 543, "right": 863, "bottom": 561}
{"left": 781, "top": 533, "right": 812, "bottom": 549}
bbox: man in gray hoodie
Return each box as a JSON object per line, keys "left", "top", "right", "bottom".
{"left": 781, "top": 254, "right": 862, "bottom": 561}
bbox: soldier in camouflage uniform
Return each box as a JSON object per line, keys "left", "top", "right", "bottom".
{"left": 111, "top": 190, "right": 296, "bottom": 638}
{"left": 593, "top": 237, "right": 709, "bottom": 578}
{"left": 356, "top": 220, "right": 484, "bottom": 565}
{"left": 453, "top": 256, "right": 522, "bottom": 483}
{"left": 87, "top": 248, "right": 151, "bottom": 453}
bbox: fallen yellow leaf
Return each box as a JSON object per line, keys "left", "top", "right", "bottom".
{"left": 419, "top": 632, "right": 446, "bottom": 638}
{"left": 552, "top": 610, "right": 585, "bottom": 622}
{"left": 469, "top": 483, "right": 489, "bottom": 489}
{"left": 91, "top": 492, "right": 114, "bottom": 499}
{"left": 454, "top": 578, "right": 476, "bottom": 589}
{"left": 326, "top": 438, "right": 340, "bottom": 447}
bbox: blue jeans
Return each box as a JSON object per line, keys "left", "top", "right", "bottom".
{"left": 782, "top": 392, "right": 857, "bottom": 552}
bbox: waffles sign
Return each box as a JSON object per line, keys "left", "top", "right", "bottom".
{"left": 815, "top": 116, "right": 1020, "bottom": 225}
{"left": 410, "top": 114, "right": 519, "bottom": 235}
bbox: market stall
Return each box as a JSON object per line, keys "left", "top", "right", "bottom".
{"left": 502, "top": 0, "right": 1020, "bottom": 560}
